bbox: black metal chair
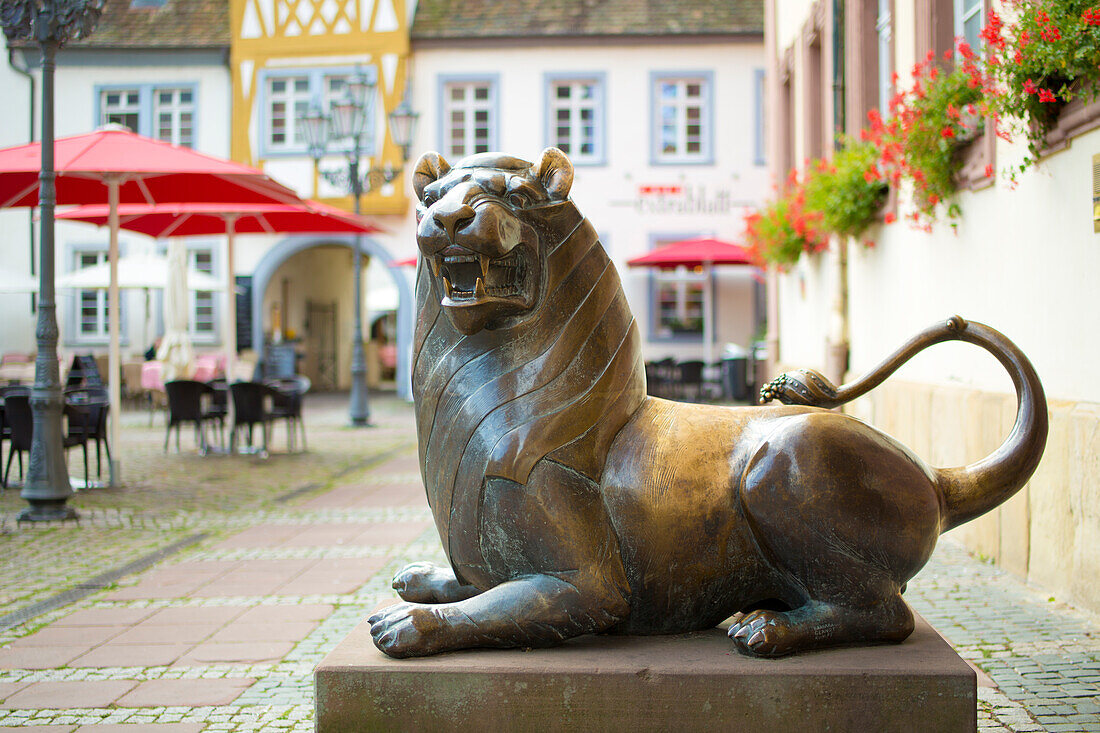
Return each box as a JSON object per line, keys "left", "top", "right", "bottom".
{"left": 204, "top": 378, "right": 229, "bottom": 451}
{"left": 1, "top": 385, "right": 31, "bottom": 487}
{"left": 64, "top": 387, "right": 111, "bottom": 479}
{"left": 229, "top": 381, "right": 278, "bottom": 455}
{"left": 677, "top": 360, "right": 706, "bottom": 402}
{"left": 3, "top": 393, "right": 89, "bottom": 489}
{"left": 264, "top": 376, "right": 310, "bottom": 452}
{"left": 164, "top": 380, "right": 216, "bottom": 454}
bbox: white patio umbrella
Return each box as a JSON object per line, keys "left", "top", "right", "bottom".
{"left": 57, "top": 252, "right": 224, "bottom": 361}
{"left": 156, "top": 241, "right": 194, "bottom": 382}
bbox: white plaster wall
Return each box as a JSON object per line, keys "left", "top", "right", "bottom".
{"left": 775, "top": 0, "right": 818, "bottom": 53}
{"left": 398, "top": 39, "right": 769, "bottom": 362}
{"left": 780, "top": 128, "right": 1100, "bottom": 404}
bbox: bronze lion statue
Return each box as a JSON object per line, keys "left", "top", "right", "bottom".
{"left": 368, "top": 148, "right": 1047, "bottom": 659}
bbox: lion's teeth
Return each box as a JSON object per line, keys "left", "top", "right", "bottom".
{"left": 443, "top": 276, "right": 453, "bottom": 297}
{"left": 430, "top": 256, "right": 441, "bottom": 278}
{"left": 479, "top": 255, "right": 490, "bottom": 279}
{"left": 475, "top": 276, "right": 486, "bottom": 297}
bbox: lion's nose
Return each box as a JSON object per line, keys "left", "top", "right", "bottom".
{"left": 433, "top": 204, "right": 476, "bottom": 240}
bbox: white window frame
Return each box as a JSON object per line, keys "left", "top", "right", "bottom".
{"left": 96, "top": 84, "right": 197, "bottom": 147}
{"left": 188, "top": 246, "right": 219, "bottom": 343}
{"left": 647, "top": 234, "right": 707, "bottom": 342}
{"left": 877, "top": 0, "right": 894, "bottom": 117}
{"left": 438, "top": 75, "right": 499, "bottom": 159}
{"left": 650, "top": 72, "right": 714, "bottom": 165}
{"left": 257, "top": 66, "right": 376, "bottom": 158}
{"left": 754, "top": 68, "right": 766, "bottom": 166}
{"left": 955, "top": 0, "right": 983, "bottom": 52}
{"left": 66, "top": 244, "right": 128, "bottom": 347}
{"left": 545, "top": 73, "right": 606, "bottom": 166}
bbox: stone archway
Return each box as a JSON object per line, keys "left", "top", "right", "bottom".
{"left": 250, "top": 234, "right": 414, "bottom": 400}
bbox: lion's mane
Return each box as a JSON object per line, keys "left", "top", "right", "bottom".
{"left": 412, "top": 199, "right": 645, "bottom": 574}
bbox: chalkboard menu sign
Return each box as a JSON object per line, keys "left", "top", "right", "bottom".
{"left": 235, "top": 275, "right": 252, "bottom": 352}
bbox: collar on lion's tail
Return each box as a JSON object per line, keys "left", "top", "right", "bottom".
{"left": 412, "top": 199, "right": 646, "bottom": 566}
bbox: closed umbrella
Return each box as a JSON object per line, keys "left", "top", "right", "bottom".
{"left": 157, "top": 241, "right": 194, "bottom": 382}
{"left": 0, "top": 126, "right": 302, "bottom": 484}
{"left": 57, "top": 200, "right": 381, "bottom": 383}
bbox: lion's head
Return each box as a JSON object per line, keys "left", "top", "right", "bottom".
{"left": 412, "top": 148, "right": 574, "bottom": 335}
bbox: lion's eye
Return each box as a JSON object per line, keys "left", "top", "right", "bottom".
{"left": 508, "top": 192, "right": 529, "bottom": 208}
{"left": 421, "top": 194, "right": 437, "bottom": 207}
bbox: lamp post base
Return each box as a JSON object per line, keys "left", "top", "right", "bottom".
{"left": 19, "top": 501, "right": 78, "bottom": 523}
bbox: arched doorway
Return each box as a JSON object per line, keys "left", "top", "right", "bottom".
{"left": 250, "top": 234, "right": 413, "bottom": 400}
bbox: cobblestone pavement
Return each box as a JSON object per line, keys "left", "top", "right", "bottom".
{"left": 0, "top": 393, "right": 1096, "bottom": 731}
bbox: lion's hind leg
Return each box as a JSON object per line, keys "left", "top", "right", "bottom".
{"left": 392, "top": 562, "right": 481, "bottom": 604}
{"left": 728, "top": 594, "right": 914, "bottom": 658}
{"left": 733, "top": 412, "right": 939, "bottom": 657}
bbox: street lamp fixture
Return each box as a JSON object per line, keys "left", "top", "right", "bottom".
{"left": 298, "top": 68, "right": 418, "bottom": 427}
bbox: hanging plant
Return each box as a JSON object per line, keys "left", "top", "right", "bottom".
{"left": 865, "top": 50, "right": 984, "bottom": 228}
{"left": 979, "top": 2, "right": 1100, "bottom": 168}
{"left": 801, "top": 140, "right": 889, "bottom": 245}
{"left": 743, "top": 171, "right": 828, "bottom": 269}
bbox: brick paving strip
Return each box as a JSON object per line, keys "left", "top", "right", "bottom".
{"left": 0, "top": 394, "right": 1096, "bottom": 731}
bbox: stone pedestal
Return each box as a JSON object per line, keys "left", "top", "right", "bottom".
{"left": 315, "top": 613, "right": 975, "bottom": 732}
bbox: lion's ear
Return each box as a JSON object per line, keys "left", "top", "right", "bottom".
{"left": 413, "top": 152, "right": 450, "bottom": 202}
{"left": 533, "top": 147, "right": 573, "bottom": 201}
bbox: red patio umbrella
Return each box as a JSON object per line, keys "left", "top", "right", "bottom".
{"left": 0, "top": 126, "right": 304, "bottom": 482}
{"left": 625, "top": 237, "right": 752, "bottom": 269}
{"left": 626, "top": 237, "right": 755, "bottom": 364}
{"left": 390, "top": 256, "right": 418, "bottom": 267}
{"left": 57, "top": 200, "right": 382, "bottom": 383}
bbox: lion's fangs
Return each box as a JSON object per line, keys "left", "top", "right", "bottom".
{"left": 435, "top": 252, "right": 525, "bottom": 301}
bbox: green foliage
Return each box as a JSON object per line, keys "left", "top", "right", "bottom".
{"left": 802, "top": 141, "right": 888, "bottom": 240}
{"left": 983, "top": 1, "right": 1100, "bottom": 165}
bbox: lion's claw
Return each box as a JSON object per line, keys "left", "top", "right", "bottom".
{"left": 728, "top": 610, "right": 792, "bottom": 658}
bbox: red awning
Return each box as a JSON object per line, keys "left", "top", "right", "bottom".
{"left": 626, "top": 237, "right": 752, "bottom": 268}
{"left": 56, "top": 200, "right": 382, "bottom": 236}
{"left": 390, "top": 256, "right": 418, "bottom": 267}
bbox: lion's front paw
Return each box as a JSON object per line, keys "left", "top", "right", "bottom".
{"left": 727, "top": 610, "right": 794, "bottom": 658}
{"left": 368, "top": 602, "right": 458, "bottom": 658}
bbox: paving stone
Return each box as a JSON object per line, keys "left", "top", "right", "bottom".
{"left": 0, "top": 648, "right": 85, "bottom": 671}
{"left": 174, "top": 641, "right": 294, "bottom": 665}
{"left": 0, "top": 681, "right": 137, "bottom": 709}
{"left": 70, "top": 644, "right": 192, "bottom": 669}
{"left": 116, "top": 678, "right": 256, "bottom": 708}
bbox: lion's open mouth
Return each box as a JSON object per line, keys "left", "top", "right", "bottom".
{"left": 431, "top": 248, "right": 529, "bottom": 305}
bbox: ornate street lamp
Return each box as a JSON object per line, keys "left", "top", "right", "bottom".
{"left": 2, "top": 0, "right": 105, "bottom": 521}
{"left": 299, "top": 69, "right": 418, "bottom": 427}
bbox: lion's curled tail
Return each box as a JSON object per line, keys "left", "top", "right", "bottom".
{"left": 761, "top": 316, "right": 1048, "bottom": 532}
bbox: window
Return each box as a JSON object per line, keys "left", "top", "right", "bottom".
{"left": 259, "top": 67, "right": 375, "bottom": 157}
{"left": 546, "top": 75, "right": 605, "bottom": 164}
{"left": 98, "top": 86, "right": 196, "bottom": 147}
{"left": 267, "top": 76, "right": 312, "bottom": 150}
{"left": 654, "top": 269, "right": 706, "bottom": 339}
{"left": 440, "top": 77, "right": 497, "bottom": 159}
{"left": 73, "top": 250, "right": 113, "bottom": 341}
{"left": 648, "top": 236, "right": 706, "bottom": 341}
{"left": 189, "top": 248, "right": 216, "bottom": 340}
{"left": 651, "top": 73, "right": 713, "bottom": 164}
{"left": 956, "top": 0, "right": 982, "bottom": 51}
{"left": 877, "top": 0, "right": 894, "bottom": 116}
{"left": 754, "top": 69, "right": 766, "bottom": 166}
